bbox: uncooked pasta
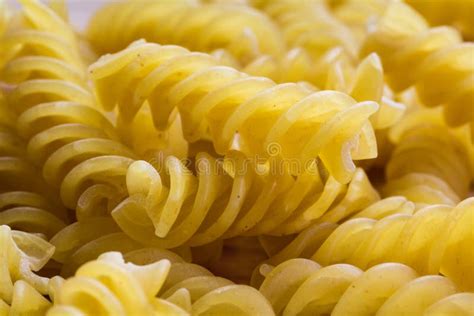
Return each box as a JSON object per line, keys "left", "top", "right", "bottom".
{"left": 0, "top": 0, "right": 473, "bottom": 315}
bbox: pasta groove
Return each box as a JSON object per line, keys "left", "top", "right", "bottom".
{"left": 86, "top": 0, "right": 284, "bottom": 66}
{"left": 48, "top": 251, "right": 275, "bottom": 316}
{"left": 382, "top": 108, "right": 474, "bottom": 206}
{"left": 1, "top": 0, "right": 139, "bottom": 216}
{"left": 361, "top": 2, "right": 474, "bottom": 140}
{"left": 0, "top": 225, "right": 55, "bottom": 306}
{"left": 313, "top": 197, "right": 474, "bottom": 291}
{"left": 112, "top": 155, "right": 378, "bottom": 248}
{"left": 90, "top": 40, "right": 380, "bottom": 184}
{"left": 0, "top": 94, "right": 67, "bottom": 237}
{"left": 258, "top": 259, "right": 471, "bottom": 315}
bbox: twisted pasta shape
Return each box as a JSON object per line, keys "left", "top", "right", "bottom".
{"left": 252, "top": 0, "right": 357, "bottom": 60}
{"left": 313, "top": 197, "right": 474, "bottom": 291}
{"left": 406, "top": 0, "right": 474, "bottom": 40}
{"left": 125, "top": 249, "right": 275, "bottom": 316}
{"left": 361, "top": 2, "right": 474, "bottom": 140}
{"left": 47, "top": 251, "right": 188, "bottom": 316}
{"left": 258, "top": 259, "right": 470, "bottom": 315}
{"left": 0, "top": 0, "right": 143, "bottom": 217}
{"left": 1, "top": 280, "right": 52, "bottom": 316}
{"left": 250, "top": 196, "right": 414, "bottom": 286}
{"left": 0, "top": 94, "right": 67, "bottom": 238}
{"left": 49, "top": 251, "right": 274, "bottom": 316}
{"left": 0, "top": 225, "right": 54, "bottom": 305}
{"left": 90, "top": 40, "right": 380, "bottom": 184}
{"left": 382, "top": 108, "right": 474, "bottom": 206}
{"left": 111, "top": 153, "right": 378, "bottom": 249}
{"left": 86, "top": 0, "right": 284, "bottom": 65}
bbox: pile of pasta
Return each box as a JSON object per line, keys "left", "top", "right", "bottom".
{"left": 0, "top": 0, "right": 473, "bottom": 315}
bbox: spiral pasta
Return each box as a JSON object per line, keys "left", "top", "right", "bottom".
{"left": 0, "top": 93, "right": 67, "bottom": 238}
{"left": 87, "top": 0, "right": 284, "bottom": 65}
{"left": 382, "top": 108, "right": 474, "bottom": 206}
{"left": 258, "top": 259, "right": 471, "bottom": 315}
{"left": 0, "top": 0, "right": 142, "bottom": 218}
{"left": 361, "top": 2, "right": 474, "bottom": 140}
{"left": 48, "top": 251, "right": 274, "bottom": 316}
{"left": 0, "top": 225, "right": 54, "bottom": 306}
{"left": 250, "top": 196, "right": 415, "bottom": 286}
{"left": 111, "top": 154, "right": 378, "bottom": 248}
{"left": 406, "top": 0, "right": 474, "bottom": 41}
{"left": 313, "top": 197, "right": 474, "bottom": 291}
{"left": 90, "top": 40, "right": 380, "bottom": 184}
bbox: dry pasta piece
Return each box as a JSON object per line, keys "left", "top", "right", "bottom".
{"left": 112, "top": 154, "right": 378, "bottom": 249}
{"left": 361, "top": 2, "right": 474, "bottom": 141}
{"left": 258, "top": 258, "right": 468, "bottom": 316}
{"left": 313, "top": 198, "right": 474, "bottom": 291}
{"left": 0, "top": 94, "right": 67, "bottom": 237}
{"left": 0, "top": 225, "right": 54, "bottom": 305}
{"left": 0, "top": 0, "right": 143, "bottom": 217}
{"left": 383, "top": 108, "right": 474, "bottom": 206}
{"left": 86, "top": 0, "right": 284, "bottom": 65}
{"left": 49, "top": 251, "right": 274, "bottom": 316}
{"left": 90, "top": 40, "right": 380, "bottom": 184}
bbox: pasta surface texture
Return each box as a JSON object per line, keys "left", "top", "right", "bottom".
{"left": 0, "top": 0, "right": 473, "bottom": 315}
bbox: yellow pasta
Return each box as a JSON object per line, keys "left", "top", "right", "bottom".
{"left": 0, "top": 1, "right": 473, "bottom": 315}
{"left": 0, "top": 0, "right": 141, "bottom": 217}
{"left": 0, "top": 93, "right": 67, "bottom": 238}
{"left": 87, "top": 0, "right": 284, "bottom": 65}
{"left": 258, "top": 258, "right": 471, "bottom": 315}
{"left": 90, "top": 40, "right": 380, "bottom": 184}
{"left": 361, "top": 2, "right": 474, "bottom": 141}
{"left": 383, "top": 108, "right": 474, "bottom": 206}
{"left": 406, "top": 0, "right": 474, "bottom": 40}
{"left": 313, "top": 198, "right": 474, "bottom": 291}
{"left": 49, "top": 251, "right": 274, "bottom": 316}
{"left": 0, "top": 225, "right": 54, "bottom": 306}
{"left": 112, "top": 155, "right": 378, "bottom": 248}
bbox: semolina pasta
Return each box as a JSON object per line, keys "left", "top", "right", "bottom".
{"left": 0, "top": 0, "right": 473, "bottom": 315}
{"left": 361, "top": 2, "right": 474, "bottom": 141}
{"left": 258, "top": 258, "right": 471, "bottom": 315}
{"left": 313, "top": 198, "right": 474, "bottom": 291}
{"left": 87, "top": 0, "right": 284, "bottom": 65}
{"left": 90, "top": 40, "right": 380, "bottom": 184}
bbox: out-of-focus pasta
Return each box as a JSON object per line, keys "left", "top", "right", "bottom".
{"left": 87, "top": 0, "right": 284, "bottom": 66}
{"left": 361, "top": 2, "right": 474, "bottom": 141}
{"left": 383, "top": 108, "right": 474, "bottom": 206}
{"left": 406, "top": 0, "right": 474, "bottom": 41}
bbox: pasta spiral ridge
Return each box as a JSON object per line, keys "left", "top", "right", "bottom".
{"left": 361, "top": 2, "right": 474, "bottom": 140}
{"left": 312, "top": 197, "right": 474, "bottom": 291}
{"left": 1, "top": 0, "right": 139, "bottom": 216}
{"left": 48, "top": 251, "right": 274, "bottom": 316}
{"left": 250, "top": 196, "right": 415, "bottom": 286}
{"left": 90, "top": 40, "right": 380, "bottom": 184}
{"left": 0, "top": 93, "right": 67, "bottom": 237}
{"left": 111, "top": 153, "right": 378, "bottom": 248}
{"left": 86, "top": 0, "right": 284, "bottom": 66}
{"left": 0, "top": 225, "right": 55, "bottom": 306}
{"left": 382, "top": 108, "right": 474, "bottom": 207}
{"left": 406, "top": 0, "right": 474, "bottom": 41}
{"left": 258, "top": 258, "right": 471, "bottom": 315}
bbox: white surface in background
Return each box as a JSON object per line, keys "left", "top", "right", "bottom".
{"left": 6, "top": 0, "right": 112, "bottom": 31}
